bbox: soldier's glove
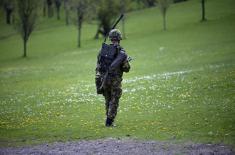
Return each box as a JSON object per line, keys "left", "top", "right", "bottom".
{"left": 95, "top": 72, "right": 103, "bottom": 94}
{"left": 96, "top": 78, "right": 103, "bottom": 94}
{"left": 122, "top": 60, "right": 130, "bottom": 72}
{"left": 122, "top": 56, "right": 132, "bottom": 73}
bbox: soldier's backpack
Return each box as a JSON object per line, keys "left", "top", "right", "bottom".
{"left": 98, "top": 43, "right": 119, "bottom": 73}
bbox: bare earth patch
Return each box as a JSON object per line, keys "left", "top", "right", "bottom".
{"left": 0, "top": 138, "right": 234, "bottom": 155}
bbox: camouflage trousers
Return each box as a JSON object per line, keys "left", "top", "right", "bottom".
{"left": 102, "top": 77, "right": 122, "bottom": 120}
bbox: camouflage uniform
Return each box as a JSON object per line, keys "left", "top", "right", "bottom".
{"left": 96, "top": 29, "right": 130, "bottom": 126}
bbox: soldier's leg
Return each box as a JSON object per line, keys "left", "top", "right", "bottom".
{"left": 107, "top": 80, "right": 122, "bottom": 121}
{"left": 103, "top": 90, "right": 111, "bottom": 117}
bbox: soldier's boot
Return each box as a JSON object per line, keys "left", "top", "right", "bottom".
{"left": 105, "top": 117, "right": 113, "bottom": 127}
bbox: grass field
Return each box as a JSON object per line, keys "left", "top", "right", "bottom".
{"left": 0, "top": 0, "right": 235, "bottom": 147}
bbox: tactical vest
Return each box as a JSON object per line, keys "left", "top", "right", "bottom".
{"left": 99, "top": 43, "right": 118, "bottom": 73}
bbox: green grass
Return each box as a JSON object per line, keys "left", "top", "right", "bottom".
{"left": 0, "top": 0, "right": 235, "bottom": 147}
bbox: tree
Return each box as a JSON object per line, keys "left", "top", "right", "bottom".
{"left": 64, "top": 0, "right": 70, "bottom": 25}
{"left": 201, "top": 0, "right": 206, "bottom": 22}
{"left": 43, "top": 0, "right": 47, "bottom": 17}
{"left": 47, "top": 0, "right": 53, "bottom": 18}
{"left": 120, "top": 0, "right": 131, "bottom": 39}
{"left": 42, "top": 0, "right": 47, "bottom": 17}
{"left": 145, "top": 0, "right": 156, "bottom": 7}
{"left": 157, "top": 0, "right": 171, "bottom": 31}
{"left": 15, "top": 0, "right": 39, "bottom": 57}
{"left": 55, "top": 0, "right": 62, "bottom": 20}
{"left": 3, "top": 0, "right": 14, "bottom": 24}
{"left": 94, "top": 0, "right": 120, "bottom": 39}
{"left": 70, "top": 0, "right": 91, "bottom": 47}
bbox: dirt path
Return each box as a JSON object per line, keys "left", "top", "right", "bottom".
{"left": 1, "top": 138, "right": 234, "bottom": 155}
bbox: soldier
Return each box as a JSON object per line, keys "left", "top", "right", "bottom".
{"left": 96, "top": 29, "right": 130, "bottom": 127}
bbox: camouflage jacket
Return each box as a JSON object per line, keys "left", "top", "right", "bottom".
{"left": 96, "top": 44, "right": 130, "bottom": 78}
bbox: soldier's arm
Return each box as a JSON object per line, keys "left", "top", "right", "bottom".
{"left": 95, "top": 52, "right": 103, "bottom": 94}
{"left": 96, "top": 52, "right": 101, "bottom": 73}
{"left": 109, "top": 50, "right": 127, "bottom": 71}
{"left": 122, "top": 58, "right": 131, "bottom": 72}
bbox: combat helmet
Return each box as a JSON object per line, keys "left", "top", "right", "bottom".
{"left": 109, "top": 29, "right": 122, "bottom": 41}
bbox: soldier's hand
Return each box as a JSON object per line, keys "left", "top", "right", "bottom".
{"left": 127, "top": 56, "right": 133, "bottom": 62}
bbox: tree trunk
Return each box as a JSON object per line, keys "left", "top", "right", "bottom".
{"left": 48, "top": 6, "right": 53, "bottom": 17}
{"left": 48, "top": 5, "right": 51, "bottom": 17}
{"left": 23, "top": 39, "right": 27, "bottom": 57}
{"left": 94, "top": 24, "right": 100, "bottom": 39}
{"left": 43, "top": 0, "right": 47, "bottom": 17}
{"left": 64, "top": 0, "right": 69, "bottom": 25}
{"left": 56, "top": 7, "right": 60, "bottom": 20}
{"left": 103, "top": 24, "right": 110, "bottom": 38}
{"left": 78, "top": 24, "right": 81, "bottom": 48}
{"left": 6, "top": 10, "right": 12, "bottom": 24}
{"left": 77, "top": 10, "right": 83, "bottom": 48}
{"left": 201, "top": 0, "right": 206, "bottom": 22}
{"left": 163, "top": 11, "right": 166, "bottom": 31}
{"left": 65, "top": 11, "right": 69, "bottom": 25}
{"left": 47, "top": 0, "right": 53, "bottom": 18}
{"left": 146, "top": 0, "right": 155, "bottom": 7}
